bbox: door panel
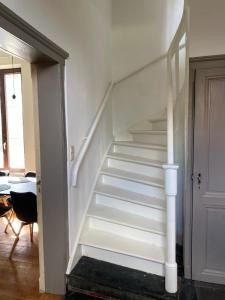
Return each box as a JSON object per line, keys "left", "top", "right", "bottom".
{"left": 192, "top": 67, "right": 225, "bottom": 284}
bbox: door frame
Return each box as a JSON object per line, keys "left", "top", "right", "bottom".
{"left": 185, "top": 54, "right": 225, "bottom": 279}
{"left": 0, "top": 3, "right": 69, "bottom": 294}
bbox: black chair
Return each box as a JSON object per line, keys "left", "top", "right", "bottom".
{"left": 9, "top": 191, "right": 37, "bottom": 259}
{"left": 25, "top": 172, "right": 36, "bottom": 178}
{"left": 0, "top": 204, "right": 15, "bottom": 234}
{"left": 0, "top": 171, "right": 9, "bottom": 176}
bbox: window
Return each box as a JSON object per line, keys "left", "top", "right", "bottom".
{"left": 0, "top": 68, "right": 25, "bottom": 171}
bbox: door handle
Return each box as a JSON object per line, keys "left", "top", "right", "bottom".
{"left": 197, "top": 173, "right": 202, "bottom": 189}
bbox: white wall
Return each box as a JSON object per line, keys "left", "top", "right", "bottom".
{"left": 112, "top": 0, "right": 184, "bottom": 139}
{"left": 190, "top": 0, "right": 225, "bottom": 57}
{"left": 112, "top": 0, "right": 167, "bottom": 82}
{"left": 1, "top": 0, "right": 112, "bottom": 255}
{"left": 0, "top": 56, "right": 36, "bottom": 172}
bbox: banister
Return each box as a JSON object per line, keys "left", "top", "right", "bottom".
{"left": 72, "top": 82, "right": 113, "bottom": 187}
{"left": 168, "top": 10, "right": 186, "bottom": 56}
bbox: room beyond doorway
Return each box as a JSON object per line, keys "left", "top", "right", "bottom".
{"left": 0, "top": 2, "right": 69, "bottom": 295}
{"left": 0, "top": 220, "right": 63, "bottom": 299}
{"left": 0, "top": 51, "right": 36, "bottom": 174}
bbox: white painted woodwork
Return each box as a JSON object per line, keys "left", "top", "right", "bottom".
{"left": 100, "top": 172, "right": 165, "bottom": 199}
{"left": 86, "top": 217, "right": 165, "bottom": 247}
{"left": 88, "top": 203, "right": 166, "bottom": 235}
{"left": 72, "top": 83, "right": 113, "bottom": 187}
{"left": 94, "top": 187, "right": 166, "bottom": 222}
{"left": 130, "top": 130, "right": 167, "bottom": 145}
{"left": 73, "top": 131, "right": 168, "bottom": 276}
{"left": 150, "top": 118, "right": 167, "bottom": 131}
{"left": 106, "top": 154, "right": 164, "bottom": 179}
{"left": 80, "top": 224, "right": 166, "bottom": 274}
{"left": 95, "top": 183, "right": 165, "bottom": 208}
{"left": 82, "top": 245, "right": 165, "bottom": 276}
{"left": 112, "top": 142, "right": 167, "bottom": 161}
{"left": 163, "top": 1, "right": 188, "bottom": 293}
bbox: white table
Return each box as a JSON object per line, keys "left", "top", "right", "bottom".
{"left": 0, "top": 177, "right": 37, "bottom": 195}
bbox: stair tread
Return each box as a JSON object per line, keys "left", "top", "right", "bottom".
{"left": 95, "top": 184, "right": 166, "bottom": 209}
{"left": 80, "top": 226, "right": 166, "bottom": 263}
{"left": 107, "top": 152, "right": 165, "bottom": 166}
{"left": 88, "top": 203, "right": 166, "bottom": 235}
{"left": 113, "top": 141, "right": 167, "bottom": 150}
{"left": 101, "top": 167, "right": 164, "bottom": 187}
{"left": 129, "top": 129, "right": 167, "bottom": 135}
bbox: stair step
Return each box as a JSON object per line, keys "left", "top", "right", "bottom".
{"left": 149, "top": 118, "right": 167, "bottom": 131}
{"left": 129, "top": 130, "right": 167, "bottom": 145}
{"left": 94, "top": 184, "right": 166, "bottom": 222}
{"left": 88, "top": 203, "right": 166, "bottom": 235}
{"left": 80, "top": 226, "right": 165, "bottom": 264}
{"left": 107, "top": 152, "right": 165, "bottom": 167}
{"left": 106, "top": 152, "right": 164, "bottom": 179}
{"left": 113, "top": 141, "right": 167, "bottom": 150}
{"left": 112, "top": 141, "right": 167, "bottom": 161}
{"left": 149, "top": 118, "right": 166, "bottom": 123}
{"left": 129, "top": 130, "right": 167, "bottom": 135}
{"left": 95, "top": 184, "right": 166, "bottom": 210}
{"left": 100, "top": 167, "right": 164, "bottom": 188}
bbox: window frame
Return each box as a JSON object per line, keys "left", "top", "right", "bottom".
{"left": 0, "top": 67, "right": 25, "bottom": 172}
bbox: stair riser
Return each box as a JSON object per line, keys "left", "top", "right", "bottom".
{"left": 81, "top": 245, "right": 165, "bottom": 276}
{"left": 151, "top": 120, "right": 167, "bottom": 131}
{"left": 132, "top": 134, "right": 167, "bottom": 145}
{"left": 95, "top": 193, "right": 166, "bottom": 222}
{"left": 88, "top": 218, "right": 166, "bottom": 247}
{"left": 101, "top": 175, "right": 165, "bottom": 199}
{"left": 106, "top": 158, "right": 164, "bottom": 180}
{"left": 112, "top": 145, "right": 167, "bottom": 161}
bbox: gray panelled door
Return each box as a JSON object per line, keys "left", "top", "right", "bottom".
{"left": 192, "top": 67, "right": 225, "bottom": 284}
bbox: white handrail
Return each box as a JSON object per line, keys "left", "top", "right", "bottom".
{"left": 72, "top": 82, "right": 113, "bottom": 187}
{"left": 164, "top": 2, "right": 188, "bottom": 294}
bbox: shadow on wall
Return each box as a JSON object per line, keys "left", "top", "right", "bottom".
{"left": 111, "top": 0, "right": 184, "bottom": 140}
{"left": 112, "top": 55, "right": 168, "bottom": 140}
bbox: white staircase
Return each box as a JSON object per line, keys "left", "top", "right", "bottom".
{"left": 78, "top": 118, "right": 168, "bottom": 276}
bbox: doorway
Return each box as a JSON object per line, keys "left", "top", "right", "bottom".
{"left": 187, "top": 56, "right": 225, "bottom": 285}
{"left": 0, "top": 3, "right": 69, "bottom": 295}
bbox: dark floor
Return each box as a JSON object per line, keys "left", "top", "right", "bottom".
{"left": 65, "top": 256, "right": 225, "bottom": 300}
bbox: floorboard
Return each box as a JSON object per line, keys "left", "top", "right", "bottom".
{"left": 0, "top": 218, "right": 63, "bottom": 300}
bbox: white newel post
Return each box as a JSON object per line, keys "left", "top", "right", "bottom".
{"left": 164, "top": 47, "right": 179, "bottom": 293}
{"left": 163, "top": 164, "right": 178, "bottom": 293}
